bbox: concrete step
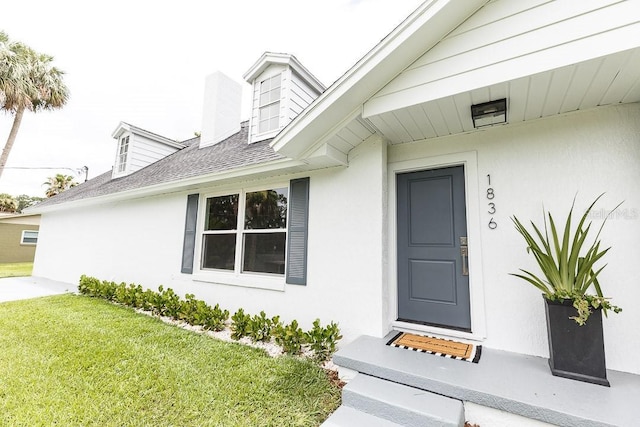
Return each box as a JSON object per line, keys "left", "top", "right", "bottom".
{"left": 321, "top": 406, "right": 405, "bottom": 427}
{"left": 333, "top": 334, "right": 640, "bottom": 427}
{"left": 341, "top": 373, "right": 465, "bottom": 427}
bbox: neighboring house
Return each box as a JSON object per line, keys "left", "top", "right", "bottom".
{"left": 30, "top": 0, "right": 639, "bottom": 387}
{"left": 0, "top": 213, "right": 40, "bottom": 263}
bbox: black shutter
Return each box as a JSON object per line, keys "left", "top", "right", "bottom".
{"left": 286, "top": 178, "right": 310, "bottom": 285}
{"left": 181, "top": 193, "right": 199, "bottom": 274}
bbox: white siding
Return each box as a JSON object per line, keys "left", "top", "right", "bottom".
{"left": 365, "top": 0, "right": 640, "bottom": 116}
{"left": 248, "top": 64, "right": 323, "bottom": 144}
{"left": 128, "top": 134, "right": 179, "bottom": 173}
{"left": 287, "top": 70, "right": 321, "bottom": 122}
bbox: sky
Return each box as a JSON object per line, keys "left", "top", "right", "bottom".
{"left": 0, "top": 0, "right": 424, "bottom": 198}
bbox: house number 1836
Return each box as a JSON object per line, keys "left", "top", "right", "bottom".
{"left": 487, "top": 175, "right": 497, "bottom": 229}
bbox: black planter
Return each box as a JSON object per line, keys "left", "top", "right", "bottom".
{"left": 544, "top": 297, "right": 609, "bottom": 386}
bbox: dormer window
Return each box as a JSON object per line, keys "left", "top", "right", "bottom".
{"left": 258, "top": 73, "right": 281, "bottom": 134}
{"left": 244, "top": 53, "right": 325, "bottom": 143}
{"left": 111, "top": 122, "right": 183, "bottom": 179}
{"left": 117, "top": 135, "right": 129, "bottom": 173}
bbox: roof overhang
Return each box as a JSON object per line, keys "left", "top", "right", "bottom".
{"left": 269, "top": 0, "right": 488, "bottom": 160}
{"left": 28, "top": 157, "right": 347, "bottom": 214}
{"left": 111, "top": 121, "right": 184, "bottom": 149}
{"left": 364, "top": 47, "right": 640, "bottom": 145}
{"left": 360, "top": 0, "right": 640, "bottom": 144}
{"left": 0, "top": 213, "right": 41, "bottom": 224}
{"left": 243, "top": 52, "right": 325, "bottom": 93}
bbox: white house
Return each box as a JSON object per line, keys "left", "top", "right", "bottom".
{"left": 31, "top": 1, "right": 640, "bottom": 419}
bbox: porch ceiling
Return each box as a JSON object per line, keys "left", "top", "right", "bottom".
{"left": 364, "top": 47, "right": 640, "bottom": 145}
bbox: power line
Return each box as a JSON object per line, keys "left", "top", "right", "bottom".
{"left": 4, "top": 166, "right": 89, "bottom": 181}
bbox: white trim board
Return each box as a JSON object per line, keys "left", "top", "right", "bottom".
{"left": 386, "top": 150, "right": 487, "bottom": 342}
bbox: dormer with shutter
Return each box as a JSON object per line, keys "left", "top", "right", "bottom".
{"left": 111, "top": 122, "right": 184, "bottom": 179}
{"left": 243, "top": 52, "right": 325, "bottom": 144}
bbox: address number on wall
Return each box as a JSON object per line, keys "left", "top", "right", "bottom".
{"left": 487, "top": 174, "right": 497, "bottom": 229}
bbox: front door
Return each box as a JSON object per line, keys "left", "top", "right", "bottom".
{"left": 396, "top": 165, "right": 471, "bottom": 331}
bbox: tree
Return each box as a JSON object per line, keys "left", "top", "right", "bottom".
{"left": 15, "top": 193, "right": 44, "bottom": 212}
{"left": 43, "top": 174, "right": 77, "bottom": 198}
{"left": 0, "top": 31, "right": 69, "bottom": 181}
{"left": 0, "top": 192, "right": 17, "bottom": 212}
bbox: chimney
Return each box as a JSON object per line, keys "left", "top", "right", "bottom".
{"left": 199, "top": 71, "right": 242, "bottom": 149}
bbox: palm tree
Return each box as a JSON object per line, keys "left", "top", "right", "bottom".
{"left": 43, "top": 174, "right": 77, "bottom": 198}
{"left": 0, "top": 192, "right": 17, "bottom": 212}
{"left": 0, "top": 31, "right": 69, "bottom": 181}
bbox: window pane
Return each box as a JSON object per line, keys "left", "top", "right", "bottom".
{"left": 269, "top": 103, "right": 279, "bottom": 117}
{"left": 259, "top": 106, "right": 270, "bottom": 120}
{"left": 271, "top": 74, "right": 281, "bottom": 89}
{"left": 202, "top": 234, "right": 236, "bottom": 270}
{"left": 205, "top": 194, "right": 239, "bottom": 230}
{"left": 243, "top": 233, "right": 286, "bottom": 274}
{"left": 260, "top": 77, "right": 271, "bottom": 93}
{"left": 259, "top": 74, "right": 281, "bottom": 108}
{"left": 245, "top": 188, "right": 288, "bottom": 229}
{"left": 259, "top": 92, "right": 269, "bottom": 106}
{"left": 258, "top": 102, "right": 280, "bottom": 133}
{"left": 258, "top": 119, "right": 269, "bottom": 134}
{"left": 269, "top": 117, "right": 279, "bottom": 131}
{"left": 22, "top": 231, "right": 38, "bottom": 244}
{"left": 270, "top": 86, "right": 281, "bottom": 103}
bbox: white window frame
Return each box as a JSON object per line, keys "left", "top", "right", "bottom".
{"left": 193, "top": 182, "right": 289, "bottom": 291}
{"left": 257, "top": 73, "right": 281, "bottom": 134}
{"left": 20, "top": 230, "right": 38, "bottom": 245}
{"left": 117, "top": 135, "right": 129, "bottom": 173}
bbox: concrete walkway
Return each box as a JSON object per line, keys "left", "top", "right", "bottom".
{"left": 0, "top": 276, "right": 75, "bottom": 303}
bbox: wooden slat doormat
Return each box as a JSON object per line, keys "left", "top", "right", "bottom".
{"left": 386, "top": 332, "right": 481, "bottom": 363}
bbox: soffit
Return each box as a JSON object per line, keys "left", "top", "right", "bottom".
{"left": 364, "top": 47, "right": 640, "bottom": 144}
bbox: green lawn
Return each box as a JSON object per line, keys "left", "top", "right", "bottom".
{"left": 0, "top": 262, "right": 33, "bottom": 278}
{"left": 0, "top": 295, "right": 341, "bottom": 426}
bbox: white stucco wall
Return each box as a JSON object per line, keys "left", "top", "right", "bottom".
{"left": 33, "top": 103, "right": 639, "bottom": 375}
{"left": 33, "top": 135, "right": 388, "bottom": 344}
{"left": 388, "top": 102, "right": 640, "bottom": 374}
{"left": 33, "top": 193, "right": 186, "bottom": 286}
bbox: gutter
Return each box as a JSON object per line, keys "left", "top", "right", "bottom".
{"left": 28, "top": 157, "right": 328, "bottom": 214}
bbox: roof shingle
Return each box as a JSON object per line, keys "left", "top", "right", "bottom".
{"left": 35, "top": 121, "right": 283, "bottom": 208}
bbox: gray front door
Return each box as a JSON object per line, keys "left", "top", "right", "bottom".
{"left": 397, "top": 166, "right": 471, "bottom": 331}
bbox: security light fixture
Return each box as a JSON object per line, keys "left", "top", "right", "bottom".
{"left": 471, "top": 98, "right": 507, "bottom": 128}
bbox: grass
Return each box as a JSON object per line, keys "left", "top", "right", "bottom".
{"left": 0, "top": 262, "right": 33, "bottom": 278}
{"left": 0, "top": 294, "right": 341, "bottom": 426}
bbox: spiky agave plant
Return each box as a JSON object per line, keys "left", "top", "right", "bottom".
{"left": 511, "top": 194, "right": 622, "bottom": 325}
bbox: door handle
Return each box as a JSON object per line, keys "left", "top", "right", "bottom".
{"left": 460, "top": 237, "right": 468, "bottom": 276}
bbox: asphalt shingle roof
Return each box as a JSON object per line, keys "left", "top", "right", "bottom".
{"left": 35, "top": 121, "right": 283, "bottom": 208}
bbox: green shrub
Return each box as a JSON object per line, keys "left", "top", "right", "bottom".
{"left": 204, "top": 304, "right": 229, "bottom": 332}
{"left": 148, "top": 286, "right": 166, "bottom": 316}
{"left": 305, "top": 319, "right": 342, "bottom": 361}
{"left": 275, "top": 320, "right": 306, "bottom": 355}
{"left": 158, "top": 287, "right": 182, "bottom": 319}
{"left": 78, "top": 275, "right": 343, "bottom": 363}
{"left": 114, "top": 283, "right": 144, "bottom": 307}
{"left": 139, "top": 288, "right": 156, "bottom": 311}
{"left": 179, "top": 294, "right": 205, "bottom": 325}
{"left": 246, "top": 311, "right": 280, "bottom": 343}
{"left": 78, "top": 275, "right": 95, "bottom": 295}
{"left": 97, "top": 279, "right": 117, "bottom": 300}
{"left": 230, "top": 308, "right": 251, "bottom": 340}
